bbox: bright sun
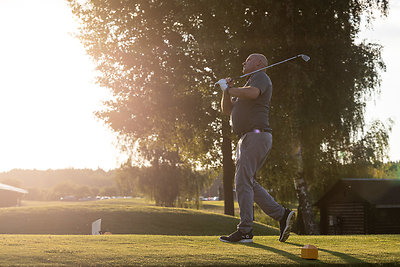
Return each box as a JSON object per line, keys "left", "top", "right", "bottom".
{"left": 0, "top": 0, "right": 125, "bottom": 172}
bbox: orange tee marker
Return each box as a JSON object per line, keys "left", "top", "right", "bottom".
{"left": 301, "top": 244, "right": 318, "bottom": 260}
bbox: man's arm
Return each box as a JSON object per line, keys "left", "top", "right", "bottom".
{"left": 220, "top": 77, "right": 261, "bottom": 115}
{"left": 221, "top": 90, "right": 234, "bottom": 115}
{"left": 227, "top": 86, "right": 260, "bottom": 100}
{"left": 220, "top": 86, "right": 260, "bottom": 115}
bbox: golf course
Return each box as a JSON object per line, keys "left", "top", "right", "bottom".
{"left": 2, "top": 0, "right": 400, "bottom": 266}
{"left": 0, "top": 199, "right": 399, "bottom": 266}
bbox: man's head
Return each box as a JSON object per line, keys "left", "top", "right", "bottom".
{"left": 242, "top": 53, "right": 268, "bottom": 74}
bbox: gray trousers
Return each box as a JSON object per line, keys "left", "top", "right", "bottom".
{"left": 235, "top": 132, "right": 285, "bottom": 233}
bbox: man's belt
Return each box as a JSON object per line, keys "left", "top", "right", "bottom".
{"left": 240, "top": 128, "right": 272, "bottom": 137}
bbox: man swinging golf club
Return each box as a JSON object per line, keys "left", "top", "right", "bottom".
{"left": 218, "top": 53, "right": 295, "bottom": 243}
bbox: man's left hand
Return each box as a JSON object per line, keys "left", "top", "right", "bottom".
{"left": 216, "top": 79, "right": 229, "bottom": 91}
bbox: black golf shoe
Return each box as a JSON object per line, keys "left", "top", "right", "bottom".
{"left": 219, "top": 230, "right": 253, "bottom": 243}
{"left": 279, "top": 208, "right": 295, "bottom": 242}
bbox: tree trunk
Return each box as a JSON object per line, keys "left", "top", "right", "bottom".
{"left": 292, "top": 144, "right": 318, "bottom": 234}
{"left": 222, "top": 118, "right": 235, "bottom": 216}
{"left": 283, "top": 0, "right": 317, "bottom": 234}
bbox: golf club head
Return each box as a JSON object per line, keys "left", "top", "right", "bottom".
{"left": 300, "top": 54, "right": 310, "bottom": 62}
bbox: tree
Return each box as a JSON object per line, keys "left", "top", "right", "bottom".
{"left": 69, "top": 0, "right": 221, "bottom": 208}
{"left": 99, "top": 185, "right": 119, "bottom": 196}
{"left": 382, "top": 161, "right": 400, "bottom": 179}
{"left": 337, "top": 120, "right": 393, "bottom": 179}
{"left": 254, "top": 1, "right": 389, "bottom": 233}
{"left": 75, "top": 185, "right": 92, "bottom": 198}
{"left": 0, "top": 178, "right": 22, "bottom": 188}
{"left": 51, "top": 181, "right": 78, "bottom": 200}
{"left": 114, "top": 158, "right": 140, "bottom": 196}
{"left": 134, "top": 164, "right": 209, "bottom": 207}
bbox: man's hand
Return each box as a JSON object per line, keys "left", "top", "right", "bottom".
{"left": 221, "top": 78, "right": 234, "bottom": 115}
{"left": 215, "top": 77, "right": 235, "bottom": 92}
{"left": 225, "top": 77, "right": 234, "bottom": 88}
{"left": 215, "top": 79, "right": 229, "bottom": 91}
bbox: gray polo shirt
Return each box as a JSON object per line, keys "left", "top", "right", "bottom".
{"left": 231, "top": 71, "right": 272, "bottom": 136}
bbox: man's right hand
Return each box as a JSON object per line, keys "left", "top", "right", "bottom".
{"left": 225, "top": 77, "right": 234, "bottom": 88}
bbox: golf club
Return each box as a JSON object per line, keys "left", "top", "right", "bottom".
{"left": 215, "top": 54, "right": 310, "bottom": 90}
{"left": 238, "top": 54, "right": 310, "bottom": 79}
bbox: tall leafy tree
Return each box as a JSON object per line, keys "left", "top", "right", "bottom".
{"left": 69, "top": 0, "right": 221, "bottom": 206}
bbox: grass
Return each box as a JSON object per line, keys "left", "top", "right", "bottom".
{"left": 201, "top": 200, "right": 239, "bottom": 214}
{"left": 1, "top": 199, "right": 399, "bottom": 266}
{"left": 0, "top": 199, "right": 278, "bottom": 236}
{"left": 0, "top": 234, "right": 399, "bottom": 266}
{"left": 200, "top": 200, "right": 297, "bottom": 228}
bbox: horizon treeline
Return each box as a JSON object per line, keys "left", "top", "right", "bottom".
{"left": 0, "top": 168, "right": 116, "bottom": 201}
{"left": 0, "top": 167, "right": 212, "bottom": 205}
{"left": 1, "top": 161, "right": 399, "bottom": 204}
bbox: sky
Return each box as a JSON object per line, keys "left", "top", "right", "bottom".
{"left": 0, "top": 0, "right": 125, "bottom": 172}
{"left": 0, "top": 1, "right": 399, "bottom": 172}
{"left": 361, "top": 1, "right": 400, "bottom": 162}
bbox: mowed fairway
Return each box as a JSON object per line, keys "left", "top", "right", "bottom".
{"left": 0, "top": 199, "right": 399, "bottom": 266}
{"left": 1, "top": 235, "right": 399, "bottom": 266}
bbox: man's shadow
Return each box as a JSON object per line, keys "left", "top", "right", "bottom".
{"left": 284, "top": 241, "right": 366, "bottom": 264}
{"left": 240, "top": 241, "right": 366, "bottom": 265}
{"left": 243, "top": 242, "right": 317, "bottom": 264}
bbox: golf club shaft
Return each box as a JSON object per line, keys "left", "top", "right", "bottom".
{"left": 238, "top": 55, "right": 302, "bottom": 79}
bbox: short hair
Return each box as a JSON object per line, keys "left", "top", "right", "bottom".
{"left": 249, "top": 53, "right": 268, "bottom": 67}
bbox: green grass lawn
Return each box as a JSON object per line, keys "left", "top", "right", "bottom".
{"left": 200, "top": 200, "right": 240, "bottom": 214}
{"left": 201, "top": 200, "right": 299, "bottom": 229}
{"left": 1, "top": 199, "right": 399, "bottom": 266}
{"left": 0, "top": 199, "right": 278, "bottom": 236}
{"left": 0, "top": 234, "right": 399, "bottom": 266}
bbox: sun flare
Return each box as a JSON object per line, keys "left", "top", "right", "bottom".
{"left": 0, "top": 0, "right": 124, "bottom": 172}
